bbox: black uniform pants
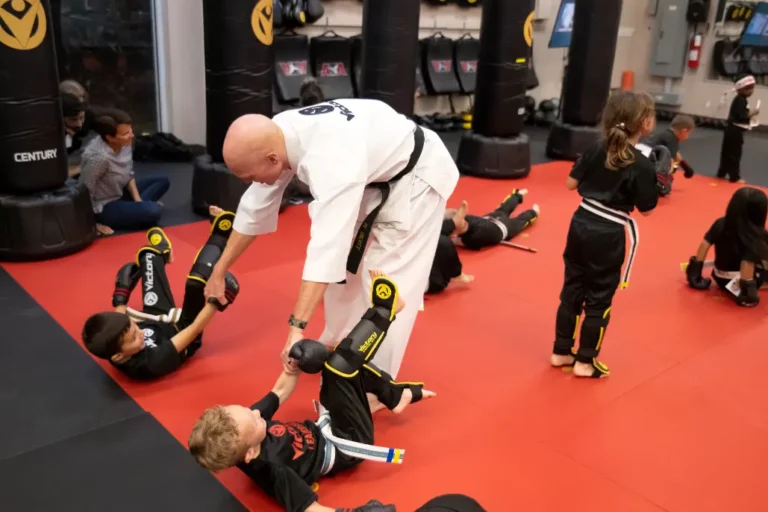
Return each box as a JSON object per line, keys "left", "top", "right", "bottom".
{"left": 319, "top": 364, "right": 406, "bottom": 474}
{"left": 717, "top": 125, "right": 745, "bottom": 182}
{"left": 427, "top": 235, "right": 463, "bottom": 294}
{"left": 137, "top": 248, "right": 212, "bottom": 357}
{"left": 553, "top": 209, "right": 625, "bottom": 363}
{"left": 459, "top": 193, "right": 538, "bottom": 250}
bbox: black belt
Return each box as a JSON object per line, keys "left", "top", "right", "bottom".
{"left": 344, "top": 125, "right": 425, "bottom": 277}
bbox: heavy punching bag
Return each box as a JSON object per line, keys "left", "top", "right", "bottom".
{"left": 203, "top": 0, "right": 274, "bottom": 162}
{"left": 360, "top": 0, "right": 421, "bottom": 117}
{"left": 0, "top": 0, "right": 96, "bottom": 261}
{"left": 546, "top": 0, "right": 622, "bottom": 161}
{"left": 193, "top": 0, "right": 275, "bottom": 216}
{"left": 0, "top": 0, "right": 67, "bottom": 194}
{"left": 456, "top": 0, "right": 533, "bottom": 179}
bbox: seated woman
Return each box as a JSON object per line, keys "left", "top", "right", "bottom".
{"left": 686, "top": 187, "right": 768, "bottom": 307}
{"left": 427, "top": 189, "right": 539, "bottom": 294}
{"left": 80, "top": 108, "right": 170, "bottom": 235}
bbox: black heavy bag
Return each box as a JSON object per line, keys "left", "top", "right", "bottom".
{"left": 456, "top": 0, "right": 533, "bottom": 179}
{"left": 360, "top": 0, "right": 421, "bottom": 116}
{"left": 560, "top": 0, "right": 622, "bottom": 126}
{"left": 0, "top": 0, "right": 67, "bottom": 195}
{"left": 472, "top": 0, "right": 533, "bottom": 137}
{"left": 203, "top": 0, "right": 274, "bottom": 162}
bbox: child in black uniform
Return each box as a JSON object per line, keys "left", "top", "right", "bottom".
{"left": 685, "top": 187, "right": 768, "bottom": 307}
{"left": 717, "top": 75, "right": 759, "bottom": 183}
{"left": 81, "top": 207, "right": 241, "bottom": 380}
{"left": 427, "top": 189, "right": 539, "bottom": 294}
{"left": 639, "top": 114, "right": 696, "bottom": 196}
{"left": 550, "top": 91, "right": 659, "bottom": 379}
{"left": 188, "top": 272, "right": 432, "bottom": 512}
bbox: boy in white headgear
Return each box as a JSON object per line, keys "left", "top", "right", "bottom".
{"left": 717, "top": 74, "right": 760, "bottom": 183}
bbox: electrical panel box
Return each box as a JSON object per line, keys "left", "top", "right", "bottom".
{"left": 649, "top": 0, "right": 689, "bottom": 78}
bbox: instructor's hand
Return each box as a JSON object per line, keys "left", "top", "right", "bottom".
{"left": 281, "top": 329, "right": 303, "bottom": 375}
{"left": 204, "top": 271, "right": 228, "bottom": 307}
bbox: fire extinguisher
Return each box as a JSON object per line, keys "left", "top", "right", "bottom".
{"left": 688, "top": 33, "right": 702, "bottom": 69}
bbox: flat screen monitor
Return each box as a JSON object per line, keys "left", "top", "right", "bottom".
{"left": 549, "top": 0, "right": 575, "bottom": 49}
{"left": 740, "top": 2, "right": 768, "bottom": 47}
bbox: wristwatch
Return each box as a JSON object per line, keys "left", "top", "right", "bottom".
{"left": 288, "top": 314, "right": 307, "bottom": 329}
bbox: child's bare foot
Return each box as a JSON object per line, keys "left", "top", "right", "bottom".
{"left": 573, "top": 360, "right": 610, "bottom": 378}
{"left": 209, "top": 205, "right": 223, "bottom": 217}
{"left": 518, "top": 188, "right": 529, "bottom": 196}
{"left": 453, "top": 200, "right": 469, "bottom": 235}
{"left": 533, "top": 204, "right": 540, "bottom": 215}
{"left": 453, "top": 273, "right": 474, "bottom": 285}
{"left": 550, "top": 354, "right": 575, "bottom": 367}
{"left": 368, "top": 269, "right": 406, "bottom": 314}
{"left": 367, "top": 393, "right": 387, "bottom": 414}
{"left": 96, "top": 223, "right": 114, "bottom": 236}
{"left": 393, "top": 387, "right": 436, "bottom": 414}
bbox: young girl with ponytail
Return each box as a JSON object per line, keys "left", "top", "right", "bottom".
{"left": 550, "top": 91, "right": 659, "bottom": 379}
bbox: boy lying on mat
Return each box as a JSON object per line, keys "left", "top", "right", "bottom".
{"left": 427, "top": 189, "right": 539, "bottom": 294}
{"left": 81, "top": 206, "right": 241, "bottom": 380}
{"left": 188, "top": 271, "right": 433, "bottom": 512}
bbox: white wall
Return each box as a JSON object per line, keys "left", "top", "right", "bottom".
{"left": 154, "top": 0, "right": 207, "bottom": 145}
{"left": 631, "top": 0, "right": 768, "bottom": 119}
{"left": 152, "top": 0, "right": 657, "bottom": 146}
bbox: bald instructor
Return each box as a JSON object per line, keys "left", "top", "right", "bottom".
{"left": 204, "top": 99, "right": 459, "bottom": 404}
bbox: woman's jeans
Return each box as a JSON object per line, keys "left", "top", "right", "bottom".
{"left": 96, "top": 176, "right": 170, "bottom": 230}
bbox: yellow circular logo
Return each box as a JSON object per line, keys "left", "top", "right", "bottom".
{"left": 251, "top": 0, "right": 273, "bottom": 46}
{"left": 375, "top": 284, "right": 391, "bottom": 300}
{"left": 0, "top": 0, "right": 47, "bottom": 51}
{"left": 150, "top": 233, "right": 163, "bottom": 245}
{"left": 523, "top": 11, "right": 535, "bottom": 48}
{"left": 218, "top": 219, "right": 232, "bottom": 231}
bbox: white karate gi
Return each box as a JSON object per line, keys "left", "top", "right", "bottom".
{"left": 233, "top": 99, "right": 459, "bottom": 377}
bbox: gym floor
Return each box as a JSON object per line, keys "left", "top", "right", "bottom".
{"left": 1, "top": 124, "right": 766, "bottom": 512}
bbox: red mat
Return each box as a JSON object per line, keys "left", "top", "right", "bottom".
{"left": 5, "top": 163, "right": 768, "bottom": 512}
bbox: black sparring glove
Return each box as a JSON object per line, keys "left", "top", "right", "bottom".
{"left": 736, "top": 279, "right": 760, "bottom": 307}
{"left": 336, "top": 500, "right": 396, "bottom": 512}
{"left": 207, "top": 272, "right": 240, "bottom": 311}
{"left": 686, "top": 257, "right": 711, "bottom": 291}
{"left": 289, "top": 339, "right": 329, "bottom": 374}
{"left": 112, "top": 262, "right": 141, "bottom": 307}
{"left": 678, "top": 159, "right": 695, "bottom": 178}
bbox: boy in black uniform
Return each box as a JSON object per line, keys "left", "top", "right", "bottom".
{"left": 685, "top": 187, "right": 768, "bottom": 307}
{"left": 717, "top": 75, "right": 759, "bottom": 183}
{"left": 639, "top": 114, "right": 696, "bottom": 196}
{"left": 189, "top": 272, "right": 433, "bottom": 512}
{"left": 81, "top": 207, "right": 241, "bottom": 380}
{"left": 427, "top": 189, "right": 539, "bottom": 294}
{"left": 550, "top": 91, "right": 659, "bottom": 379}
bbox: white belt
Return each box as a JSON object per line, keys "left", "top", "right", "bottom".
{"left": 713, "top": 268, "right": 740, "bottom": 280}
{"left": 126, "top": 306, "right": 182, "bottom": 324}
{"left": 313, "top": 400, "right": 405, "bottom": 476}
{"left": 484, "top": 216, "right": 508, "bottom": 240}
{"left": 578, "top": 198, "right": 639, "bottom": 289}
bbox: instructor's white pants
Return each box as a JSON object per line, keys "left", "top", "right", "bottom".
{"left": 318, "top": 133, "right": 457, "bottom": 378}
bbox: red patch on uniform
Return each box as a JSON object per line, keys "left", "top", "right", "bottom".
{"left": 269, "top": 424, "right": 286, "bottom": 437}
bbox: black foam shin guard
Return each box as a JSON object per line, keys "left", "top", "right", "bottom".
{"left": 553, "top": 300, "right": 580, "bottom": 356}
{"left": 136, "top": 247, "right": 176, "bottom": 313}
{"left": 575, "top": 307, "right": 611, "bottom": 363}
{"left": 178, "top": 280, "right": 207, "bottom": 331}
{"left": 187, "top": 235, "right": 226, "bottom": 285}
{"left": 325, "top": 306, "right": 392, "bottom": 378}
